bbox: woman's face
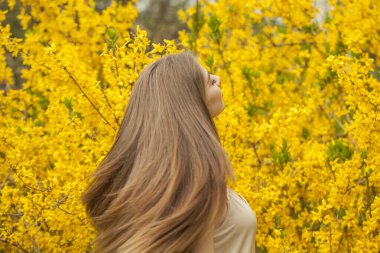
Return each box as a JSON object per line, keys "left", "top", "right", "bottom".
{"left": 200, "top": 65, "right": 225, "bottom": 117}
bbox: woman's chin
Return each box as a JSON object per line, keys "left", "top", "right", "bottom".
{"left": 215, "top": 103, "right": 225, "bottom": 117}
{"left": 220, "top": 101, "right": 225, "bottom": 112}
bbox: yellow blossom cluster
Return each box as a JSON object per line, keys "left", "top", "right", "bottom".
{"left": 0, "top": 0, "right": 179, "bottom": 251}
{"left": 0, "top": 0, "right": 379, "bottom": 252}
{"left": 178, "top": 0, "right": 380, "bottom": 251}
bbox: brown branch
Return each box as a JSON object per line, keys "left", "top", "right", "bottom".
{"left": 52, "top": 191, "right": 71, "bottom": 209}
{"left": 261, "top": 32, "right": 325, "bottom": 57}
{"left": 0, "top": 167, "right": 11, "bottom": 193}
{"left": 113, "top": 57, "right": 119, "bottom": 78}
{"left": 250, "top": 140, "right": 263, "bottom": 168}
{"left": 222, "top": 122, "right": 229, "bottom": 145}
{"left": 194, "top": 0, "right": 199, "bottom": 54}
{"left": 51, "top": 188, "right": 78, "bottom": 215}
{"left": 68, "top": 112, "right": 82, "bottom": 128}
{"left": 217, "top": 46, "right": 235, "bottom": 98}
{"left": 23, "top": 218, "right": 39, "bottom": 252}
{"left": 365, "top": 173, "right": 373, "bottom": 218}
{"left": 8, "top": 160, "right": 47, "bottom": 193}
{"left": 0, "top": 238, "right": 29, "bottom": 253}
{"left": 63, "top": 66, "right": 115, "bottom": 131}
{"left": 20, "top": 49, "right": 52, "bottom": 71}
{"left": 99, "top": 87, "right": 121, "bottom": 127}
{"left": 57, "top": 206, "right": 79, "bottom": 215}
{"left": 330, "top": 226, "right": 333, "bottom": 253}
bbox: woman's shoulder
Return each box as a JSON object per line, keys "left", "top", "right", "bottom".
{"left": 223, "top": 188, "right": 257, "bottom": 229}
{"left": 213, "top": 188, "right": 257, "bottom": 252}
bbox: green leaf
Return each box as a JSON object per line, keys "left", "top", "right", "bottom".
{"left": 228, "top": 4, "right": 237, "bottom": 13}
{"left": 74, "top": 111, "right": 83, "bottom": 120}
{"left": 333, "top": 119, "right": 344, "bottom": 135}
{"left": 274, "top": 214, "right": 281, "bottom": 227}
{"left": 208, "top": 13, "right": 223, "bottom": 43}
{"left": 247, "top": 103, "right": 256, "bottom": 116}
{"left": 106, "top": 26, "right": 119, "bottom": 50}
{"left": 106, "top": 27, "right": 117, "bottom": 39}
{"left": 360, "top": 149, "right": 368, "bottom": 160}
{"left": 277, "top": 25, "right": 287, "bottom": 34}
{"left": 34, "top": 120, "right": 46, "bottom": 127}
{"left": 246, "top": 103, "right": 269, "bottom": 117}
{"left": 205, "top": 54, "right": 215, "bottom": 73}
{"left": 279, "top": 139, "right": 291, "bottom": 168}
{"left": 324, "top": 13, "right": 332, "bottom": 24}
{"left": 252, "top": 70, "right": 260, "bottom": 78}
{"left": 64, "top": 97, "right": 73, "bottom": 111}
{"left": 334, "top": 207, "right": 347, "bottom": 219}
{"left": 276, "top": 73, "right": 285, "bottom": 84}
{"left": 242, "top": 66, "right": 260, "bottom": 82}
{"left": 38, "top": 96, "right": 50, "bottom": 110}
{"left": 16, "top": 126, "right": 23, "bottom": 135}
{"left": 302, "top": 127, "right": 310, "bottom": 139}
{"left": 327, "top": 139, "right": 353, "bottom": 163}
{"left": 189, "top": 1, "right": 206, "bottom": 51}
{"left": 301, "top": 22, "right": 319, "bottom": 34}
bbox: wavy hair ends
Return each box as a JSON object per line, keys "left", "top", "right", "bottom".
{"left": 81, "top": 51, "right": 234, "bottom": 253}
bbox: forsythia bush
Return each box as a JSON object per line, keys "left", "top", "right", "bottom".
{"left": 0, "top": 0, "right": 178, "bottom": 251}
{"left": 0, "top": 0, "right": 379, "bottom": 252}
{"left": 178, "top": 0, "right": 380, "bottom": 251}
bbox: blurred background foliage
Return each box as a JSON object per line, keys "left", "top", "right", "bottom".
{"left": 1, "top": 0, "right": 380, "bottom": 252}
{"left": 0, "top": 0, "right": 197, "bottom": 89}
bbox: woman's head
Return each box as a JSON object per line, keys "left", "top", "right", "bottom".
{"left": 81, "top": 51, "right": 233, "bottom": 253}
{"left": 131, "top": 51, "right": 224, "bottom": 121}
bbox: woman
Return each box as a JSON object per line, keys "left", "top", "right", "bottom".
{"left": 81, "top": 52, "right": 257, "bottom": 253}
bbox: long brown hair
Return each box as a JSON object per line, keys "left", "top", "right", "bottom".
{"left": 81, "top": 51, "right": 234, "bottom": 253}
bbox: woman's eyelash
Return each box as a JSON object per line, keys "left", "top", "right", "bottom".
{"left": 207, "top": 72, "right": 217, "bottom": 85}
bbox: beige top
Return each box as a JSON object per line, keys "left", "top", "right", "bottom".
{"left": 213, "top": 188, "right": 257, "bottom": 253}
